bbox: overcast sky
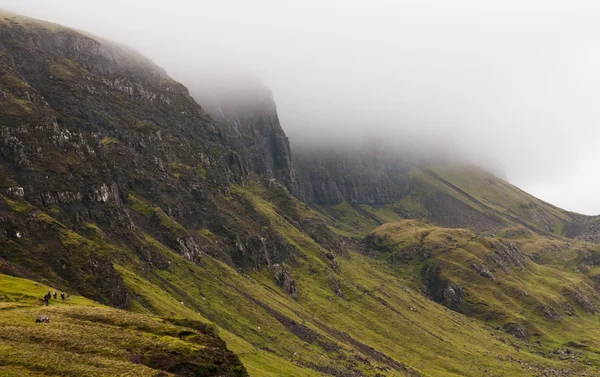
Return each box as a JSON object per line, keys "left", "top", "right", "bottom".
{"left": 3, "top": 0, "right": 600, "bottom": 214}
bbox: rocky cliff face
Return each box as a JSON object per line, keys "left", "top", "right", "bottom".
{"left": 186, "top": 74, "right": 296, "bottom": 192}
{"left": 0, "top": 14, "right": 297, "bottom": 305}
{"left": 292, "top": 146, "right": 412, "bottom": 204}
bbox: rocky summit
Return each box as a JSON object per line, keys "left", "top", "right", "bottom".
{"left": 2, "top": 11, "right": 600, "bottom": 377}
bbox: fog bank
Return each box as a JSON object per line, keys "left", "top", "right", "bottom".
{"left": 3, "top": 0, "right": 600, "bottom": 214}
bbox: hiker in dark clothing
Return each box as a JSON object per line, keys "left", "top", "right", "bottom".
{"left": 52, "top": 291, "right": 57, "bottom": 299}
{"left": 44, "top": 291, "right": 51, "bottom": 306}
{"left": 60, "top": 292, "right": 65, "bottom": 300}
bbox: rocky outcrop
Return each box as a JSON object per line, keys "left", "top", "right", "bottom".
{"left": 35, "top": 315, "right": 50, "bottom": 323}
{"left": 486, "top": 241, "right": 527, "bottom": 273}
{"left": 422, "top": 262, "right": 467, "bottom": 312}
{"left": 271, "top": 263, "right": 298, "bottom": 298}
{"left": 503, "top": 322, "right": 529, "bottom": 341}
{"left": 573, "top": 217, "right": 600, "bottom": 244}
{"left": 565, "top": 287, "right": 596, "bottom": 315}
{"left": 328, "top": 273, "right": 344, "bottom": 298}
{"left": 539, "top": 305, "right": 562, "bottom": 321}
{"left": 299, "top": 218, "right": 348, "bottom": 257}
{"left": 230, "top": 233, "right": 298, "bottom": 270}
{"left": 470, "top": 263, "right": 496, "bottom": 281}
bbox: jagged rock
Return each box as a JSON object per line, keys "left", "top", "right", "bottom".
{"left": 503, "top": 322, "right": 529, "bottom": 341}
{"left": 299, "top": 218, "right": 348, "bottom": 257}
{"left": 561, "top": 302, "right": 578, "bottom": 317}
{"left": 232, "top": 234, "right": 298, "bottom": 270}
{"left": 565, "top": 288, "right": 596, "bottom": 315}
{"left": 188, "top": 73, "right": 297, "bottom": 192}
{"left": 88, "top": 182, "right": 121, "bottom": 206}
{"left": 538, "top": 305, "right": 562, "bottom": 321}
{"left": 6, "top": 186, "right": 24, "bottom": 199}
{"left": 272, "top": 263, "right": 297, "bottom": 298}
{"left": 176, "top": 237, "right": 202, "bottom": 261}
{"left": 578, "top": 263, "right": 591, "bottom": 273}
{"left": 442, "top": 284, "right": 467, "bottom": 312}
{"left": 528, "top": 253, "right": 541, "bottom": 263}
{"left": 576, "top": 221, "right": 600, "bottom": 244}
{"left": 486, "top": 241, "right": 527, "bottom": 273}
{"left": 470, "top": 263, "right": 495, "bottom": 281}
{"left": 40, "top": 191, "right": 83, "bottom": 206}
{"left": 364, "top": 233, "right": 389, "bottom": 250}
{"left": 422, "top": 262, "right": 467, "bottom": 312}
{"left": 135, "top": 245, "right": 170, "bottom": 270}
{"left": 580, "top": 249, "right": 600, "bottom": 267}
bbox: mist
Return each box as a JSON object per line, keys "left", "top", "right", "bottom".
{"left": 2, "top": 0, "right": 600, "bottom": 214}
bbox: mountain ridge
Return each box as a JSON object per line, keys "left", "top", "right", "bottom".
{"left": 1, "top": 11, "right": 600, "bottom": 377}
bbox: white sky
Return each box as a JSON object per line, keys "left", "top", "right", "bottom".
{"left": 2, "top": 0, "right": 600, "bottom": 214}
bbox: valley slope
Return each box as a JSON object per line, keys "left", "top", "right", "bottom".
{"left": 1, "top": 11, "right": 600, "bottom": 377}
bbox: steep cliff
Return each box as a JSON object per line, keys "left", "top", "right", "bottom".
{"left": 186, "top": 73, "right": 296, "bottom": 192}
{"left": 292, "top": 145, "right": 412, "bottom": 204}
{"left": 293, "top": 145, "right": 593, "bottom": 237}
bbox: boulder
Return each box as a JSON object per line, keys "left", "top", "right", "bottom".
{"left": 35, "top": 315, "right": 50, "bottom": 323}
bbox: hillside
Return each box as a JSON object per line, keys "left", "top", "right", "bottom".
{"left": 0, "top": 273, "right": 245, "bottom": 376}
{"left": 293, "top": 148, "right": 593, "bottom": 239}
{"left": 1, "top": 11, "right": 600, "bottom": 377}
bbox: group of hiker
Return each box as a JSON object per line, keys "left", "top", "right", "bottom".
{"left": 43, "top": 290, "right": 67, "bottom": 306}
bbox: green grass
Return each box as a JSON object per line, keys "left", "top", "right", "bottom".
{"left": 196, "top": 163, "right": 207, "bottom": 179}
{"left": 205, "top": 181, "right": 600, "bottom": 376}
{"left": 128, "top": 194, "right": 186, "bottom": 237}
{"left": 430, "top": 164, "right": 574, "bottom": 235}
{"left": 3, "top": 176, "right": 600, "bottom": 376}
{"left": 101, "top": 136, "right": 119, "bottom": 149}
{"left": 2, "top": 171, "right": 600, "bottom": 375}
{"left": 0, "top": 274, "right": 246, "bottom": 376}
{"left": 3, "top": 197, "right": 33, "bottom": 212}
{"left": 135, "top": 120, "right": 160, "bottom": 132}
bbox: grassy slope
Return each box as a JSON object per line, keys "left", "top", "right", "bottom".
{"left": 313, "top": 164, "right": 586, "bottom": 238}
{"left": 0, "top": 274, "right": 245, "bottom": 377}
{"left": 428, "top": 164, "right": 577, "bottom": 235}
{"left": 128, "top": 182, "right": 600, "bottom": 376}
{"left": 5, "top": 176, "right": 600, "bottom": 376}
{"left": 369, "top": 219, "right": 600, "bottom": 367}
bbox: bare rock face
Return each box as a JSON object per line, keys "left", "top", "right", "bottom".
{"left": 503, "top": 322, "right": 529, "bottom": 341}
{"left": 176, "top": 236, "right": 202, "bottom": 261}
{"left": 539, "top": 305, "right": 562, "bottom": 321}
{"left": 575, "top": 219, "right": 600, "bottom": 244}
{"left": 565, "top": 288, "right": 596, "bottom": 315}
{"left": 299, "top": 218, "right": 348, "bottom": 257}
{"left": 442, "top": 284, "right": 467, "bottom": 312}
{"left": 187, "top": 73, "right": 297, "bottom": 193}
{"left": 272, "top": 263, "right": 297, "bottom": 298}
{"left": 0, "top": 16, "right": 238, "bottom": 307}
{"left": 422, "top": 262, "right": 467, "bottom": 312}
{"left": 486, "top": 241, "right": 527, "bottom": 273}
{"left": 292, "top": 146, "right": 411, "bottom": 205}
{"left": 470, "top": 263, "right": 496, "bottom": 281}
{"left": 230, "top": 233, "right": 298, "bottom": 271}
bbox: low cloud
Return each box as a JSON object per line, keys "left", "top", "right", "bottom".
{"left": 3, "top": 0, "right": 600, "bottom": 214}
